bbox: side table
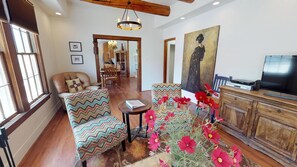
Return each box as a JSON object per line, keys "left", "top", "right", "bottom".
{"left": 118, "top": 99, "right": 152, "bottom": 143}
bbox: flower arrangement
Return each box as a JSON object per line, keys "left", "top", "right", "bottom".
{"left": 145, "top": 84, "right": 242, "bottom": 167}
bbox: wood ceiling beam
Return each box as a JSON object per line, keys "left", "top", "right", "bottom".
{"left": 178, "top": 0, "right": 195, "bottom": 3}
{"left": 82, "top": 0, "right": 170, "bottom": 16}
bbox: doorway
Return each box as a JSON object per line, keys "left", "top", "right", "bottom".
{"left": 93, "top": 34, "right": 142, "bottom": 91}
{"left": 163, "top": 38, "right": 176, "bottom": 83}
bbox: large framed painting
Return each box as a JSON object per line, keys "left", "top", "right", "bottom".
{"left": 181, "top": 25, "right": 220, "bottom": 93}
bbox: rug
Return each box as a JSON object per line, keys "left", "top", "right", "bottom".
{"left": 74, "top": 128, "right": 260, "bottom": 167}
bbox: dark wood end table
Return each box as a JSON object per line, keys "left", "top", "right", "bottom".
{"left": 118, "top": 99, "right": 152, "bottom": 143}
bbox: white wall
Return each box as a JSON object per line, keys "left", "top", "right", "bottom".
{"left": 129, "top": 41, "right": 138, "bottom": 77}
{"left": 0, "top": 3, "right": 60, "bottom": 166}
{"left": 50, "top": 1, "right": 163, "bottom": 90}
{"left": 162, "top": 0, "right": 297, "bottom": 101}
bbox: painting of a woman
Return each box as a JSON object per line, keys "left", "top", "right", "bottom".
{"left": 181, "top": 26, "right": 220, "bottom": 93}
{"left": 186, "top": 34, "right": 205, "bottom": 92}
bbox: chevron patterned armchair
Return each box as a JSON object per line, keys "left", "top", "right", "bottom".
{"left": 151, "top": 83, "right": 182, "bottom": 110}
{"left": 65, "top": 89, "right": 127, "bottom": 167}
{"left": 152, "top": 83, "right": 191, "bottom": 130}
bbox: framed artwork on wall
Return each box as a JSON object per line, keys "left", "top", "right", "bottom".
{"left": 181, "top": 25, "right": 220, "bottom": 93}
{"left": 69, "top": 41, "right": 82, "bottom": 52}
{"left": 71, "top": 55, "right": 83, "bottom": 64}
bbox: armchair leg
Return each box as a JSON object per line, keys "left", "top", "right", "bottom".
{"left": 82, "top": 160, "right": 87, "bottom": 167}
{"left": 121, "top": 140, "right": 126, "bottom": 151}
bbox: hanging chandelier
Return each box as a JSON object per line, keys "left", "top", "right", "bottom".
{"left": 108, "top": 40, "right": 117, "bottom": 50}
{"left": 117, "top": 1, "right": 142, "bottom": 31}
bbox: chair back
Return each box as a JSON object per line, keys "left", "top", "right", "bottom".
{"left": 52, "top": 72, "right": 91, "bottom": 94}
{"left": 151, "top": 83, "right": 181, "bottom": 109}
{"left": 212, "top": 74, "right": 232, "bottom": 93}
{"left": 103, "top": 67, "right": 118, "bottom": 78}
{"left": 65, "top": 89, "right": 111, "bottom": 128}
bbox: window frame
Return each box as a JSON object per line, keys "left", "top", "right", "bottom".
{"left": 0, "top": 22, "right": 50, "bottom": 135}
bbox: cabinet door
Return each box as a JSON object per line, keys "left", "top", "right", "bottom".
{"left": 250, "top": 102, "right": 297, "bottom": 161}
{"left": 220, "top": 93, "right": 253, "bottom": 137}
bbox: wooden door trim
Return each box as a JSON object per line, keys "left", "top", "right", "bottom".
{"left": 93, "top": 34, "right": 142, "bottom": 91}
{"left": 163, "top": 38, "right": 176, "bottom": 83}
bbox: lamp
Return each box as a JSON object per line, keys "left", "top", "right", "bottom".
{"left": 108, "top": 40, "right": 117, "bottom": 50}
{"left": 117, "top": 1, "right": 142, "bottom": 30}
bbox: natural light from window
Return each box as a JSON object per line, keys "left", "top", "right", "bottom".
{"left": 0, "top": 53, "right": 17, "bottom": 122}
{"left": 12, "top": 25, "right": 43, "bottom": 103}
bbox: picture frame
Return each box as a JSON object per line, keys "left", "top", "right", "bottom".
{"left": 69, "top": 41, "right": 82, "bottom": 52}
{"left": 71, "top": 55, "right": 84, "bottom": 64}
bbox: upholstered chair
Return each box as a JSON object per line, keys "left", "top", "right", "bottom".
{"left": 151, "top": 83, "right": 191, "bottom": 130}
{"left": 151, "top": 83, "right": 182, "bottom": 110}
{"left": 64, "top": 89, "right": 127, "bottom": 167}
{"left": 52, "top": 72, "right": 101, "bottom": 110}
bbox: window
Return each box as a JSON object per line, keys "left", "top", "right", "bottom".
{"left": 0, "top": 22, "right": 49, "bottom": 133}
{"left": 12, "top": 25, "right": 43, "bottom": 103}
{"left": 0, "top": 52, "right": 17, "bottom": 122}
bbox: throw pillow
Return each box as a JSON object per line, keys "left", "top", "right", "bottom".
{"left": 66, "top": 78, "right": 84, "bottom": 93}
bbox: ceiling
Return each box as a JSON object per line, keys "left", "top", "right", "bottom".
{"left": 35, "top": 0, "right": 191, "bottom": 16}
{"left": 144, "top": 0, "right": 178, "bottom": 6}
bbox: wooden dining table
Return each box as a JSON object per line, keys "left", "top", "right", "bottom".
{"left": 100, "top": 68, "right": 121, "bottom": 85}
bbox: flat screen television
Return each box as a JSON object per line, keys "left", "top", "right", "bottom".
{"left": 261, "top": 55, "right": 297, "bottom": 100}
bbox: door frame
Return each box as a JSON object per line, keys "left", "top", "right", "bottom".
{"left": 93, "top": 34, "right": 142, "bottom": 91}
{"left": 163, "top": 37, "right": 176, "bottom": 83}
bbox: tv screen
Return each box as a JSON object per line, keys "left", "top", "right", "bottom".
{"left": 261, "top": 55, "right": 297, "bottom": 96}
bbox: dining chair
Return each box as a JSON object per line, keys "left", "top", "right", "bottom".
{"left": 212, "top": 74, "right": 232, "bottom": 93}
{"left": 101, "top": 67, "right": 119, "bottom": 87}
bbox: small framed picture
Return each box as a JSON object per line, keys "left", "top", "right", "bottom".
{"left": 69, "top": 42, "right": 82, "bottom": 52}
{"left": 71, "top": 55, "right": 84, "bottom": 64}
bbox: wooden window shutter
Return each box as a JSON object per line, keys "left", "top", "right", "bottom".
{"left": 6, "top": 0, "right": 39, "bottom": 34}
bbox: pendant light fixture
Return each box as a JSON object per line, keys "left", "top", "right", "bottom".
{"left": 117, "top": 1, "right": 142, "bottom": 30}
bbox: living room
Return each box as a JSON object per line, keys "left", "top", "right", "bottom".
{"left": 0, "top": 0, "right": 296, "bottom": 166}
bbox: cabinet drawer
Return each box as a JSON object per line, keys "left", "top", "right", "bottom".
{"left": 257, "top": 102, "right": 297, "bottom": 128}
{"left": 252, "top": 102, "right": 297, "bottom": 161}
{"left": 222, "top": 93, "right": 253, "bottom": 110}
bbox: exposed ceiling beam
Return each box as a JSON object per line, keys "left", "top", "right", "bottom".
{"left": 178, "top": 0, "right": 195, "bottom": 3}
{"left": 82, "top": 0, "right": 170, "bottom": 16}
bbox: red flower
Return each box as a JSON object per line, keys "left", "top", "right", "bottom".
{"left": 145, "top": 110, "right": 156, "bottom": 123}
{"left": 211, "top": 148, "right": 233, "bottom": 167}
{"left": 231, "top": 145, "right": 242, "bottom": 167}
{"left": 164, "top": 115, "right": 169, "bottom": 121}
{"left": 158, "top": 95, "right": 169, "bottom": 104}
{"left": 174, "top": 96, "right": 191, "bottom": 107}
{"left": 204, "top": 83, "right": 219, "bottom": 97}
{"left": 159, "top": 159, "right": 169, "bottom": 167}
{"left": 206, "top": 98, "right": 215, "bottom": 108}
{"left": 160, "top": 123, "right": 166, "bottom": 130}
{"left": 148, "top": 132, "right": 160, "bottom": 151}
{"left": 195, "top": 92, "right": 207, "bottom": 102}
{"left": 203, "top": 126, "right": 220, "bottom": 144}
{"left": 165, "top": 145, "right": 171, "bottom": 153}
{"left": 167, "top": 112, "right": 175, "bottom": 117}
{"left": 177, "top": 136, "right": 197, "bottom": 154}
{"left": 147, "top": 121, "right": 155, "bottom": 133}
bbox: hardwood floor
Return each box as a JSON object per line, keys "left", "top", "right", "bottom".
{"left": 19, "top": 77, "right": 283, "bottom": 167}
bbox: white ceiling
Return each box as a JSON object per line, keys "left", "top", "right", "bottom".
{"left": 144, "top": 0, "right": 178, "bottom": 6}
{"left": 35, "top": 0, "right": 179, "bottom": 16}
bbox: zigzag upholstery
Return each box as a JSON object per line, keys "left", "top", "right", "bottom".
{"left": 65, "top": 89, "right": 111, "bottom": 128}
{"left": 65, "top": 89, "right": 127, "bottom": 163}
{"left": 151, "top": 83, "right": 182, "bottom": 110}
{"left": 151, "top": 83, "right": 191, "bottom": 130}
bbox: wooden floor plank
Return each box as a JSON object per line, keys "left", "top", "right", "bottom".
{"left": 18, "top": 77, "right": 282, "bottom": 167}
